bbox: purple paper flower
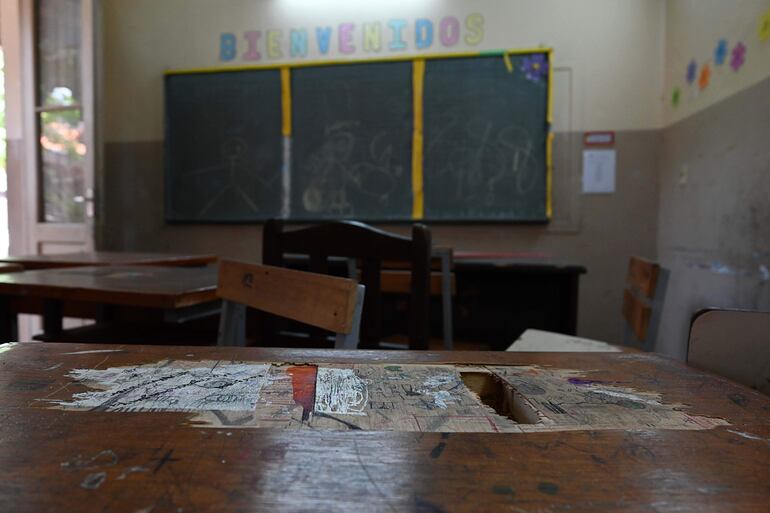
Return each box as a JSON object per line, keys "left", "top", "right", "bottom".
{"left": 714, "top": 39, "right": 728, "bottom": 66}
{"left": 686, "top": 60, "right": 697, "bottom": 84}
{"left": 731, "top": 42, "right": 746, "bottom": 71}
{"left": 521, "top": 54, "right": 549, "bottom": 83}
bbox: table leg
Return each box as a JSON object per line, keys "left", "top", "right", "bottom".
{"left": 96, "top": 304, "right": 116, "bottom": 324}
{"left": 566, "top": 273, "right": 580, "bottom": 336}
{"left": 164, "top": 300, "right": 222, "bottom": 324}
{"left": 42, "top": 299, "right": 64, "bottom": 339}
{"left": 440, "top": 252, "right": 454, "bottom": 350}
{"left": 0, "top": 296, "right": 18, "bottom": 342}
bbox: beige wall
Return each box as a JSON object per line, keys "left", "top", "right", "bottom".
{"left": 5, "top": 0, "right": 764, "bottom": 353}
{"left": 11, "top": 0, "right": 764, "bottom": 355}
{"left": 103, "top": 0, "right": 666, "bottom": 141}
{"left": 657, "top": 76, "right": 770, "bottom": 359}
{"left": 664, "top": 0, "right": 770, "bottom": 125}
{"left": 98, "top": 0, "right": 667, "bottom": 345}
{"left": 656, "top": 0, "right": 770, "bottom": 358}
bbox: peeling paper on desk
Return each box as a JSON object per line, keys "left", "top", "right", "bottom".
{"left": 46, "top": 360, "right": 729, "bottom": 433}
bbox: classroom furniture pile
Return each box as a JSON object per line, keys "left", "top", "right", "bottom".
{"left": 0, "top": 243, "right": 767, "bottom": 512}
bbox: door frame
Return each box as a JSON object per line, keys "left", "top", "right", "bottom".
{"left": 17, "top": 0, "right": 97, "bottom": 255}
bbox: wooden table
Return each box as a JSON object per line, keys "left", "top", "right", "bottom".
{"left": 285, "top": 248, "right": 456, "bottom": 349}
{"left": 1, "top": 343, "right": 768, "bottom": 512}
{"left": 452, "top": 253, "right": 587, "bottom": 348}
{"left": 0, "top": 265, "right": 219, "bottom": 340}
{"left": 0, "top": 251, "right": 217, "bottom": 270}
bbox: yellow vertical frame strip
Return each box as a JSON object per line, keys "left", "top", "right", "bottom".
{"left": 546, "top": 132, "right": 554, "bottom": 219}
{"left": 546, "top": 49, "right": 554, "bottom": 219}
{"left": 280, "top": 67, "right": 292, "bottom": 218}
{"left": 280, "top": 67, "right": 292, "bottom": 136}
{"left": 411, "top": 59, "right": 425, "bottom": 220}
{"left": 546, "top": 49, "right": 554, "bottom": 124}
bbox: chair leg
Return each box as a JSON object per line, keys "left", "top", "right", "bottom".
{"left": 0, "top": 296, "right": 17, "bottom": 341}
{"left": 346, "top": 258, "right": 357, "bottom": 279}
{"left": 43, "top": 299, "right": 64, "bottom": 339}
{"left": 334, "top": 332, "right": 355, "bottom": 350}
{"left": 334, "top": 284, "right": 365, "bottom": 350}
{"left": 218, "top": 301, "right": 246, "bottom": 347}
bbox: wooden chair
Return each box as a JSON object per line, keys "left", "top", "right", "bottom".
{"left": 511, "top": 256, "right": 668, "bottom": 352}
{"left": 263, "top": 219, "right": 432, "bottom": 350}
{"left": 377, "top": 247, "right": 456, "bottom": 350}
{"left": 687, "top": 309, "right": 770, "bottom": 395}
{"left": 622, "top": 256, "right": 669, "bottom": 351}
{"left": 216, "top": 260, "right": 365, "bottom": 349}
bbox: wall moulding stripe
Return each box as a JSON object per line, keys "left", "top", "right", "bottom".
{"left": 164, "top": 47, "right": 553, "bottom": 76}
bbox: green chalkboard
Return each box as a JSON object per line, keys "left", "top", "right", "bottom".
{"left": 164, "top": 51, "right": 550, "bottom": 223}
{"left": 165, "top": 70, "right": 283, "bottom": 222}
{"left": 290, "top": 61, "right": 414, "bottom": 220}
{"left": 423, "top": 54, "right": 550, "bottom": 221}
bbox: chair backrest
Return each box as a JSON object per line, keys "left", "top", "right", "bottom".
{"left": 621, "top": 256, "right": 669, "bottom": 351}
{"left": 216, "top": 259, "right": 365, "bottom": 349}
{"left": 263, "top": 219, "right": 432, "bottom": 350}
{"left": 687, "top": 309, "right": 770, "bottom": 395}
{"left": 379, "top": 246, "right": 456, "bottom": 296}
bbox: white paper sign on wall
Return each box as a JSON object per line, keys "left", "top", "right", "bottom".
{"left": 582, "top": 149, "right": 616, "bottom": 194}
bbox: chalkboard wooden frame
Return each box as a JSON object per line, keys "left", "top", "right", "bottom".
{"left": 164, "top": 48, "right": 553, "bottom": 224}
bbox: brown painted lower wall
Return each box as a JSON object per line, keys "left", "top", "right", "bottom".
{"left": 656, "top": 76, "right": 770, "bottom": 359}
{"left": 101, "top": 131, "right": 661, "bottom": 345}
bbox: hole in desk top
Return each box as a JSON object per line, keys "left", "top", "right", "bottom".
{"left": 461, "top": 371, "right": 541, "bottom": 424}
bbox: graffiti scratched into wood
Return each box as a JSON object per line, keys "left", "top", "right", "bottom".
{"left": 47, "top": 361, "right": 728, "bottom": 433}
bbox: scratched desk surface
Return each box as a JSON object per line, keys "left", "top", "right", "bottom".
{"left": 1, "top": 343, "right": 768, "bottom": 513}
{"left": 0, "top": 265, "right": 218, "bottom": 309}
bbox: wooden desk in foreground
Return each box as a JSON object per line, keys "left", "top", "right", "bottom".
{"left": 1, "top": 343, "right": 768, "bottom": 512}
{"left": 0, "top": 251, "right": 217, "bottom": 270}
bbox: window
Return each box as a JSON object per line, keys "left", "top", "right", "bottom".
{"left": 34, "top": 0, "right": 86, "bottom": 223}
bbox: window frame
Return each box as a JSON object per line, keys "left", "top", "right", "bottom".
{"left": 32, "top": 0, "right": 88, "bottom": 224}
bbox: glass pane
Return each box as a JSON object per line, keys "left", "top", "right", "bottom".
{"left": 36, "top": 0, "right": 82, "bottom": 107}
{"left": 39, "top": 109, "right": 86, "bottom": 223}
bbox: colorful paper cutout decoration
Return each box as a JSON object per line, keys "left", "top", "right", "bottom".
{"left": 686, "top": 60, "right": 697, "bottom": 84}
{"left": 699, "top": 64, "right": 711, "bottom": 90}
{"left": 760, "top": 9, "right": 770, "bottom": 42}
{"left": 503, "top": 53, "right": 514, "bottom": 73}
{"left": 714, "top": 39, "right": 728, "bottom": 65}
{"left": 671, "top": 87, "right": 681, "bottom": 108}
{"left": 731, "top": 42, "right": 746, "bottom": 71}
{"left": 521, "top": 54, "right": 549, "bottom": 83}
